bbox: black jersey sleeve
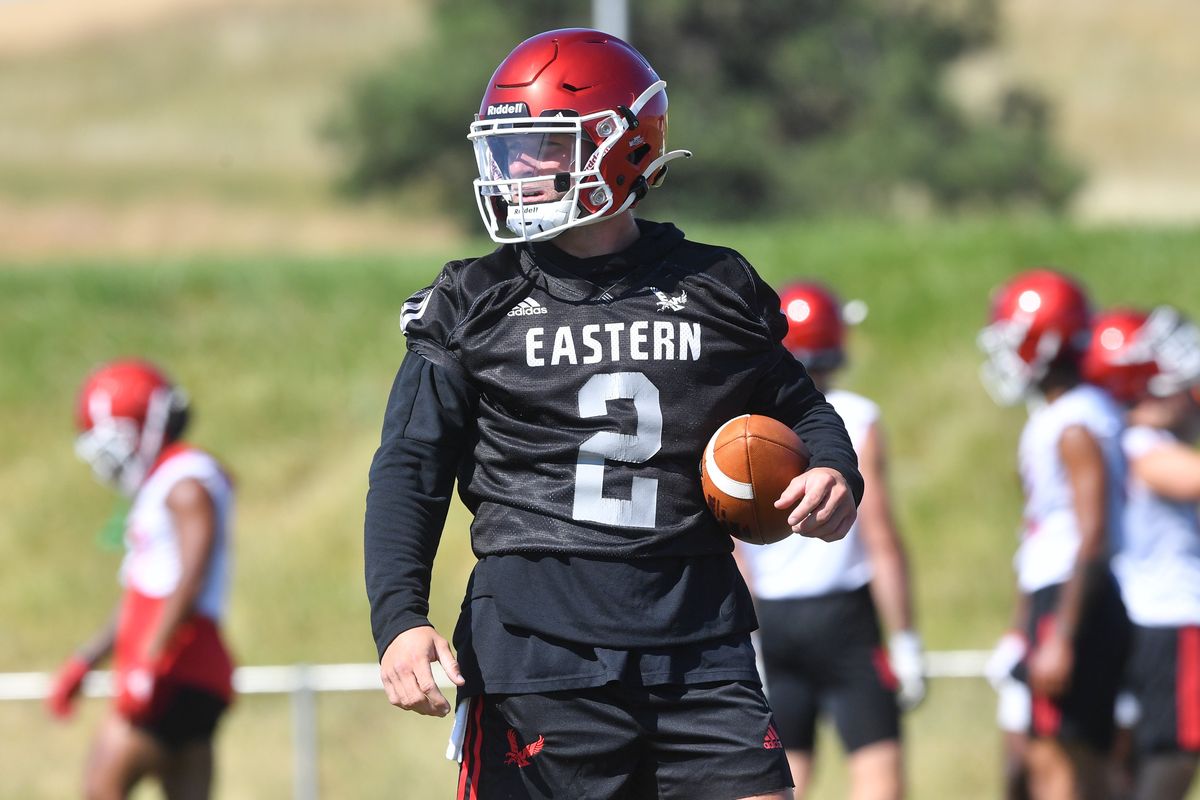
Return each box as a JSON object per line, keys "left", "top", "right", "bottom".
{"left": 740, "top": 264, "right": 865, "bottom": 505}
{"left": 400, "top": 261, "right": 471, "bottom": 374}
{"left": 364, "top": 349, "right": 478, "bottom": 660}
{"left": 749, "top": 350, "right": 864, "bottom": 504}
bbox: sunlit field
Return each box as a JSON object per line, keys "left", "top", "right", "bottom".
{"left": 2, "top": 218, "right": 1198, "bottom": 796}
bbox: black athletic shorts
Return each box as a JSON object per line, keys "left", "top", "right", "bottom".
{"left": 755, "top": 586, "right": 900, "bottom": 753}
{"left": 1127, "top": 624, "right": 1200, "bottom": 755}
{"left": 1019, "top": 570, "right": 1131, "bottom": 752}
{"left": 133, "top": 686, "right": 228, "bottom": 750}
{"left": 455, "top": 681, "right": 792, "bottom": 800}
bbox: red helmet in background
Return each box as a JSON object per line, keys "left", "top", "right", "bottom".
{"left": 978, "top": 269, "right": 1092, "bottom": 405}
{"left": 779, "top": 281, "right": 849, "bottom": 371}
{"left": 75, "top": 359, "right": 189, "bottom": 494}
{"left": 1083, "top": 306, "right": 1200, "bottom": 404}
{"left": 469, "top": 28, "right": 691, "bottom": 243}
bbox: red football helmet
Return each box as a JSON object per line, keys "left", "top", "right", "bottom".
{"left": 1083, "top": 306, "right": 1200, "bottom": 403}
{"left": 75, "top": 359, "right": 189, "bottom": 494}
{"left": 468, "top": 28, "right": 691, "bottom": 243}
{"left": 778, "top": 282, "right": 848, "bottom": 371}
{"left": 978, "top": 269, "right": 1092, "bottom": 405}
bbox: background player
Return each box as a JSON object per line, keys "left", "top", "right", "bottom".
{"left": 1084, "top": 306, "right": 1200, "bottom": 800}
{"left": 735, "top": 281, "right": 924, "bottom": 800}
{"left": 47, "top": 359, "right": 235, "bottom": 800}
{"left": 364, "top": 28, "right": 863, "bottom": 800}
{"left": 978, "top": 269, "right": 1131, "bottom": 800}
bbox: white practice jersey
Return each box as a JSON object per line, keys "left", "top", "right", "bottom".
{"left": 742, "top": 389, "right": 876, "bottom": 599}
{"left": 121, "top": 446, "right": 234, "bottom": 620}
{"left": 1114, "top": 425, "right": 1200, "bottom": 626}
{"left": 1014, "top": 384, "right": 1125, "bottom": 593}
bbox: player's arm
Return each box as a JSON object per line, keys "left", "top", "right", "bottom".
{"left": 750, "top": 352, "right": 863, "bottom": 542}
{"left": 857, "top": 420, "right": 925, "bottom": 709}
{"left": 1032, "top": 424, "right": 1107, "bottom": 696}
{"left": 144, "top": 479, "right": 217, "bottom": 660}
{"left": 858, "top": 421, "right": 914, "bottom": 632}
{"left": 112, "top": 477, "right": 217, "bottom": 719}
{"left": 365, "top": 349, "right": 475, "bottom": 716}
{"left": 1129, "top": 440, "right": 1200, "bottom": 502}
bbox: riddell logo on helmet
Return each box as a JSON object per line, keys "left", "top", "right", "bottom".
{"left": 487, "top": 102, "right": 529, "bottom": 118}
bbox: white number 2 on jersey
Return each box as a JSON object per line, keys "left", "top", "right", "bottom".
{"left": 572, "top": 372, "right": 662, "bottom": 528}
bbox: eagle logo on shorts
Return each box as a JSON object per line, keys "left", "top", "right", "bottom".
{"left": 504, "top": 728, "right": 545, "bottom": 767}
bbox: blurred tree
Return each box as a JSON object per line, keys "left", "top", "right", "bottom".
{"left": 326, "top": 0, "right": 1081, "bottom": 225}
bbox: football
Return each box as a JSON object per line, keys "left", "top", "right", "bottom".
{"left": 700, "top": 414, "right": 811, "bottom": 545}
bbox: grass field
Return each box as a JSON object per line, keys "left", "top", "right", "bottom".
{"left": 2, "top": 216, "right": 1199, "bottom": 796}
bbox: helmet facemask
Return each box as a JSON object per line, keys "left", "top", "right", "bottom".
{"left": 471, "top": 115, "right": 606, "bottom": 242}
{"left": 977, "top": 317, "right": 1064, "bottom": 406}
{"left": 469, "top": 80, "right": 687, "bottom": 243}
{"left": 1140, "top": 306, "right": 1200, "bottom": 398}
{"left": 75, "top": 386, "right": 180, "bottom": 496}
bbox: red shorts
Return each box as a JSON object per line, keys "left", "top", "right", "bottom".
{"left": 115, "top": 588, "right": 235, "bottom": 717}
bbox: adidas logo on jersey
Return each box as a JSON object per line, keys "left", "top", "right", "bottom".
{"left": 508, "top": 298, "right": 549, "bottom": 317}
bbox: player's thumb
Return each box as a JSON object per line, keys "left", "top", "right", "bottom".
{"left": 435, "top": 638, "right": 465, "bottom": 685}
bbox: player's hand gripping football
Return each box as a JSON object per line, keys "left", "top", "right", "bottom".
{"left": 380, "top": 625, "right": 465, "bottom": 717}
{"left": 776, "top": 467, "right": 856, "bottom": 542}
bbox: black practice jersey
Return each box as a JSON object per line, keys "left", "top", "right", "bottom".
{"left": 399, "top": 220, "right": 860, "bottom": 560}
{"left": 365, "top": 220, "right": 862, "bottom": 670}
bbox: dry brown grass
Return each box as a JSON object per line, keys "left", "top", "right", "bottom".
{"left": 0, "top": 198, "right": 462, "bottom": 261}
{"left": 997, "top": 0, "right": 1200, "bottom": 222}
{"left": 2, "top": 0, "right": 1199, "bottom": 261}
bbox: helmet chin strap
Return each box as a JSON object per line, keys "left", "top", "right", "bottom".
{"left": 505, "top": 197, "right": 575, "bottom": 239}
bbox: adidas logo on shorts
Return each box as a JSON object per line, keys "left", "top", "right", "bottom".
{"left": 508, "top": 298, "right": 548, "bottom": 317}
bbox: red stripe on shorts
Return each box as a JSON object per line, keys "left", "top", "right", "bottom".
{"left": 871, "top": 646, "right": 900, "bottom": 692}
{"left": 1031, "top": 614, "right": 1062, "bottom": 738}
{"left": 469, "top": 697, "right": 484, "bottom": 799}
{"left": 457, "top": 698, "right": 484, "bottom": 800}
{"left": 1178, "top": 627, "right": 1200, "bottom": 750}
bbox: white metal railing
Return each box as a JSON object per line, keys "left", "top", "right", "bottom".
{"left": 0, "top": 652, "right": 991, "bottom": 798}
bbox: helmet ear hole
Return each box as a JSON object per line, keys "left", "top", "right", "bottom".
{"left": 628, "top": 143, "right": 651, "bottom": 166}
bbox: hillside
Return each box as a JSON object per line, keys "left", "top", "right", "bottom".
{"left": 1, "top": 0, "right": 1199, "bottom": 261}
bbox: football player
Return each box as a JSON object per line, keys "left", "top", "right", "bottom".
{"left": 364, "top": 28, "right": 863, "bottom": 800}
{"left": 978, "top": 270, "right": 1132, "bottom": 800}
{"left": 1084, "top": 306, "right": 1200, "bottom": 800}
{"left": 47, "top": 359, "right": 235, "bottom": 800}
{"left": 734, "top": 281, "right": 924, "bottom": 800}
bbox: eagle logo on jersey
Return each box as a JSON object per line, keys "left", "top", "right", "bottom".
{"left": 653, "top": 288, "right": 688, "bottom": 312}
{"left": 504, "top": 729, "right": 545, "bottom": 767}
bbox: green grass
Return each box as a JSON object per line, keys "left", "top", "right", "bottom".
{"left": 2, "top": 216, "right": 1199, "bottom": 796}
